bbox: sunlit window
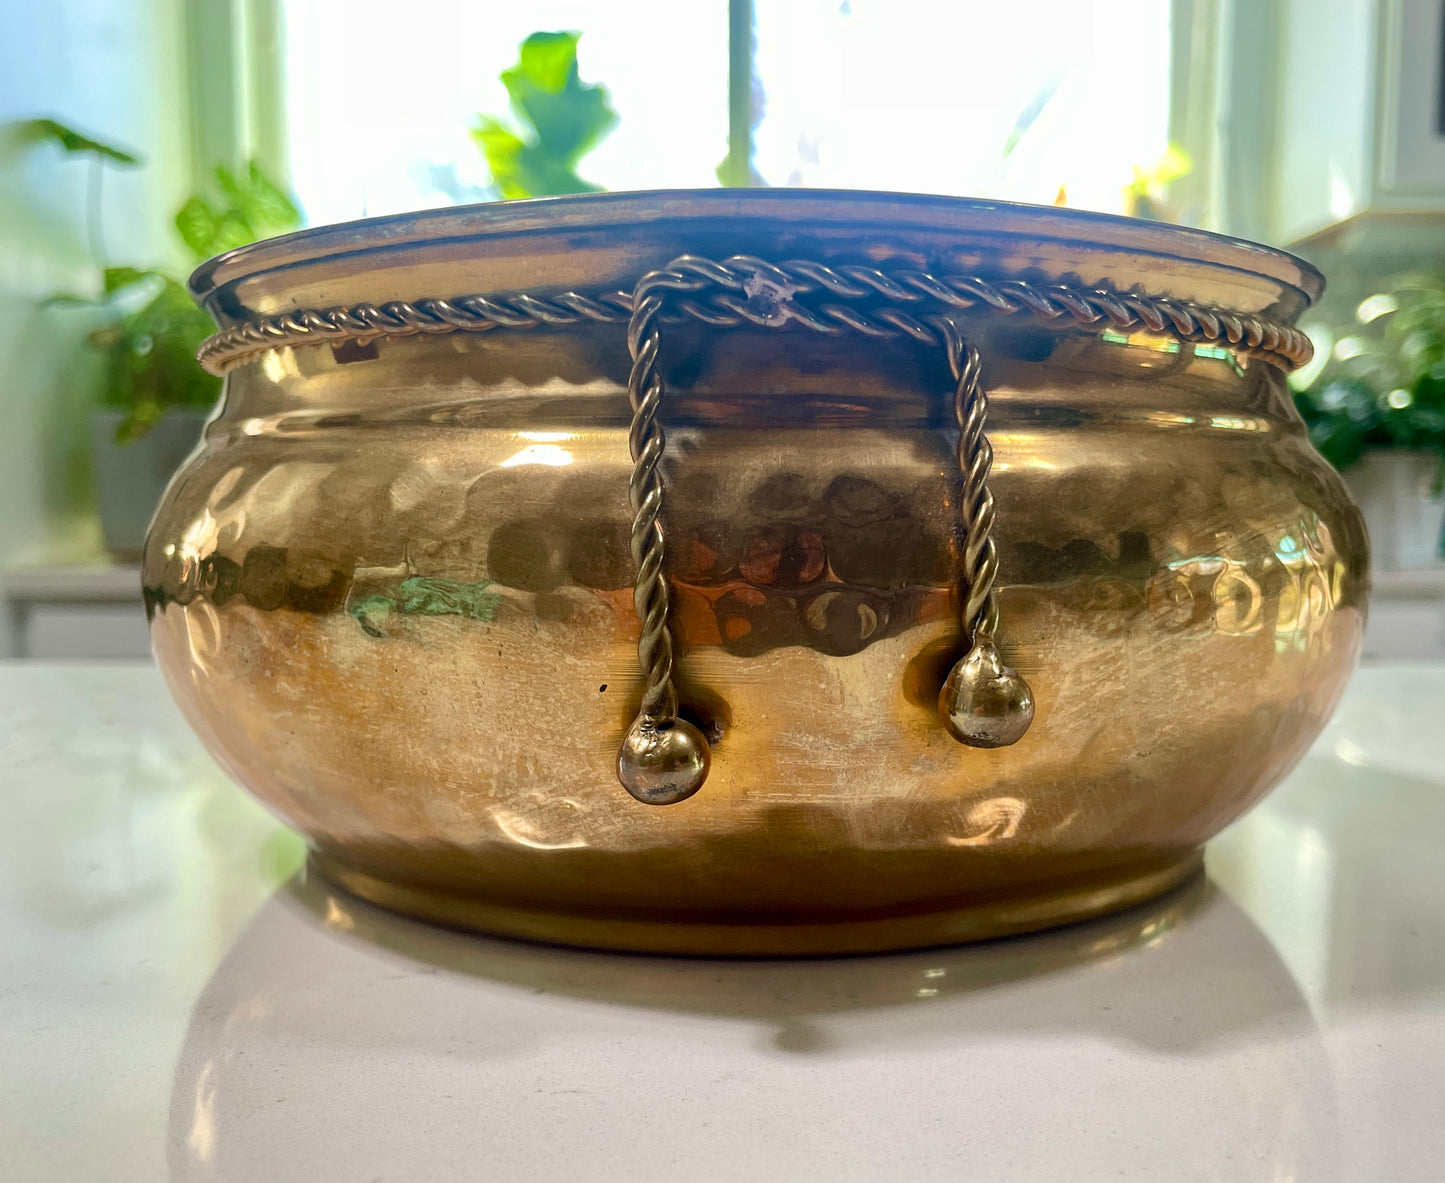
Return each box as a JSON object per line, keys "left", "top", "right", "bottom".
{"left": 753, "top": 0, "right": 1172, "bottom": 210}
{"left": 283, "top": 0, "right": 730, "bottom": 227}
{"left": 282, "top": 0, "right": 1171, "bottom": 227}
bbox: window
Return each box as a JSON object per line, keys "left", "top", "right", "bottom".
{"left": 282, "top": 0, "right": 1172, "bottom": 227}
{"left": 753, "top": 0, "right": 1172, "bottom": 209}
{"left": 283, "top": 0, "right": 729, "bottom": 227}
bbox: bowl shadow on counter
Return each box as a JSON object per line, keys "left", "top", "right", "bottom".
{"left": 166, "top": 866, "right": 1335, "bottom": 1178}
{"left": 182, "top": 866, "right": 1314, "bottom": 1052}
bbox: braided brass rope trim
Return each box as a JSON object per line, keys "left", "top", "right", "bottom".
{"left": 196, "top": 258, "right": 1313, "bottom": 375}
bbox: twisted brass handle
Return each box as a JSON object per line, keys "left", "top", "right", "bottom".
{"left": 612, "top": 272, "right": 714, "bottom": 805}
{"left": 935, "top": 320, "right": 1034, "bottom": 750}
{"left": 610, "top": 256, "right": 1034, "bottom": 805}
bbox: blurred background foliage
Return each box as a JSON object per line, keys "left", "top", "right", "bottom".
{"left": 1293, "top": 275, "right": 1445, "bottom": 487}
{"left": 20, "top": 119, "right": 299, "bottom": 440}
{"left": 472, "top": 32, "right": 617, "bottom": 199}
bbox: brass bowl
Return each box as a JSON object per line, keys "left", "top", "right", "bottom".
{"left": 145, "top": 191, "right": 1366, "bottom": 954}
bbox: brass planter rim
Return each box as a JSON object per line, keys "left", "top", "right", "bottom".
{"left": 189, "top": 188, "right": 1325, "bottom": 309}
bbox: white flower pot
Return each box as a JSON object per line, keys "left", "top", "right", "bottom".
{"left": 1345, "top": 450, "right": 1445, "bottom": 571}
{"left": 91, "top": 410, "right": 209, "bottom": 559}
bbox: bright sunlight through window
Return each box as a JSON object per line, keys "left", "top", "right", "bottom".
{"left": 283, "top": 0, "right": 1172, "bottom": 228}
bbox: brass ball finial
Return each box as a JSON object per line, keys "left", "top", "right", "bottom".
{"left": 939, "top": 639, "right": 1034, "bottom": 749}
{"left": 617, "top": 717, "right": 711, "bottom": 805}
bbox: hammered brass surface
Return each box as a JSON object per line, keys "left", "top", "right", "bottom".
{"left": 146, "top": 193, "right": 1365, "bottom": 954}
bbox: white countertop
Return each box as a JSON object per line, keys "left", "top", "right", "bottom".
{"left": 1, "top": 663, "right": 1442, "bottom": 1182}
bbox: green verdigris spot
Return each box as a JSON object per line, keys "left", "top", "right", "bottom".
{"left": 351, "top": 577, "right": 502, "bottom": 638}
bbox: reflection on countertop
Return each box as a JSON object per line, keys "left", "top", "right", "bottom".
{"left": 168, "top": 873, "right": 1340, "bottom": 1181}
{"left": 1, "top": 663, "right": 1443, "bottom": 1181}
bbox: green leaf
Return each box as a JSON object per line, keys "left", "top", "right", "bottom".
{"left": 206, "top": 211, "right": 262, "bottom": 256}
{"left": 513, "top": 80, "right": 617, "bottom": 165}
{"left": 476, "top": 31, "right": 617, "bottom": 198}
{"left": 504, "top": 40, "right": 617, "bottom": 165}
{"left": 513, "top": 31, "right": 582, "bottom": 93}
{"left": 10, "top": 117, "right": 140, "bottom": 165}
{"left": 104, "top": 266, "right": 164, "bottom": 295}
{"left": 471, "top": 119, "right": 529, "bottom": 199}
{"left": 1387, "top": 273, "right": 1445, "bottom": 386}
{"left": 241, "top": 161, "right": 301, "bottom": 231}
{"left": 473, "top": 117, "right": 525, "bottom": 160}
{"left": 175, "top": 161, "right": 302, "bottom": 260}
{"left": 175, "top": 195, "right": 220, "bottom": 257}
{"left": 212, "top": 165, "right": 245, "bottom": 205}
{"left": 211, "top": 163, "right": 299, "bottom": 238}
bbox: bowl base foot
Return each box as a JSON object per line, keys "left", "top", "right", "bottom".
{"left": 307, "top": 849, "right": 1205, "bottom": 956}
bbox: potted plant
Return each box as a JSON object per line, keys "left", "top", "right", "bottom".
{"left": 18, "top": 118, "right": 300, "bottom": 557}
{"left": 1293, "top": 274, "right": 1445, "bottom": 570}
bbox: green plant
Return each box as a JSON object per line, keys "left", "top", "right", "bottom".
{"left": 21, "top": 118, "right": 300, "bottom": 440}
{"left": 1293, "top": 273, "right": 1445, "bottom": 488}
{"left": 174, "top": 161, "right": 302, "bottom": 259}
{"left": 472, "top": 32, "right": 617, "bottom": 199}
{"left": 78, "top": 268, "right": 218, "bottom": 441}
